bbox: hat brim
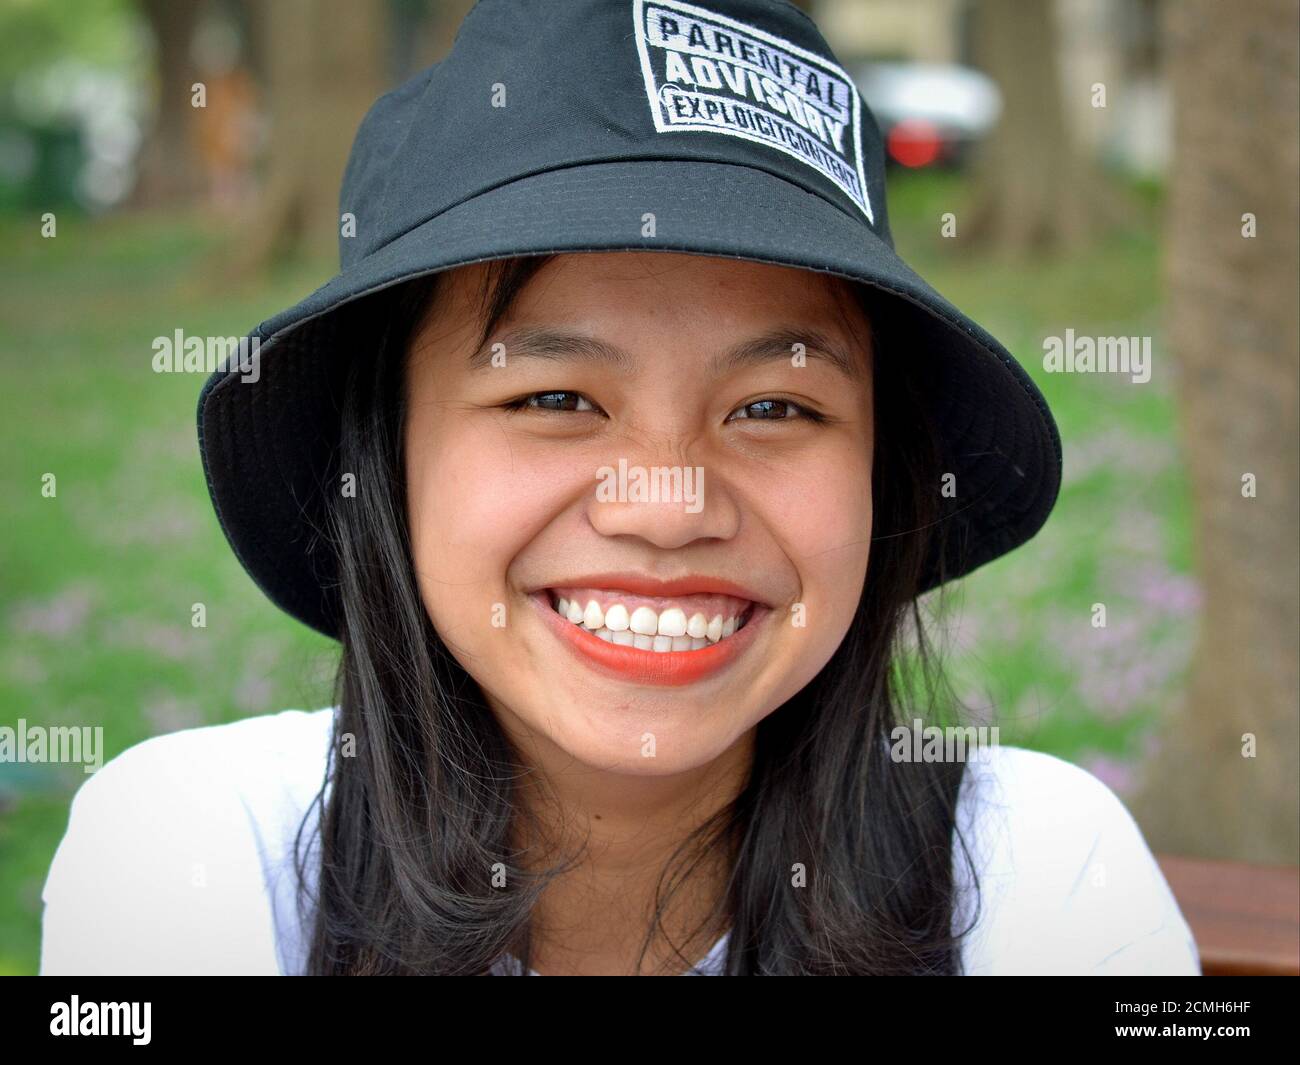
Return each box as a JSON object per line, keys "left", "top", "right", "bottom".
{"left": 199, "top": 158, "right": 1061, "bottom": 639}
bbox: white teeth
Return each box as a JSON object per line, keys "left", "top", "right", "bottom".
{"left": 657, "top": 607, "right": 687, "bottom": 637}
{"left": 629, "top": 606, "right": 659, "bottom": 637}
{"left": 550, "top": 594, "right": 751, "bottom": 651}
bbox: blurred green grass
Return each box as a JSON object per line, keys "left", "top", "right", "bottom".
{"left": 887, "top": 171, "right": 1196, "bottom": 763}
{"left": 0, "top": 170, "right": 1196, "bottom": 973}
{"left": 0, "top": 209, "right": 340, "bottom": 974}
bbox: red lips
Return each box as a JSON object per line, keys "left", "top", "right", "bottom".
{"left": 545, "top": 572, "right": 768, "bottom": 603}
{"left": 531, "top": 587, "right": 766, "bottom": 687}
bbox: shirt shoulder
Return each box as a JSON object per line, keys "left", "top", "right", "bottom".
{"left": 953, "top": 744, "right": 1201, "bottom": 975}
{"left": 39, "top": 707, "right": 337, "bottom": 975}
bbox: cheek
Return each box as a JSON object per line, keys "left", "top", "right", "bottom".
{"left": 407, "top": 423, "right": 519, "bottom": 635}
{"left": 792, "top": 457, "right": 871, "bottom": 556}
{"left": 808, "top": 461, "right": 872, "bottom": 644}
{"left": 405, "top": 415, "right": 586, "bottom": 639}
{"left": 756, "top": 443, "right": 871, "bottom": 568}
{"left": 741, "top": 441, "right": 872, "bottom": 656}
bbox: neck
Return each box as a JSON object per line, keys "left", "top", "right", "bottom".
{"left": 494, "top": 701, "right": 753, "bottom": 974}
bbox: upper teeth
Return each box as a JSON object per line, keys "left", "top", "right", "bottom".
{"left": 553, "top": 596, "right": 746, "bottom": 651}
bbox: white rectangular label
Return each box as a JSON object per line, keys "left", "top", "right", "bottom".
{"left": 633, "top": 0, "right": 872, "bottom": 223}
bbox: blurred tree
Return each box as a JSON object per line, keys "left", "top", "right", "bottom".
{"left": 0, "top": 0, "right": 138, "bottom": 86}
{"left": 962, "top": 0, "right": 1131, "bottom": 256}
{"left": 409, "top": 0, "right": 477, "bottom": 71}
{"left": 1131, "top": 0, "right": 1299, "bottom": 863}
{"left": 132, "top": 0, "right": 205, "bottom": 206}
{"left": 232, "top": 0, "right": 387, "bottom": 269}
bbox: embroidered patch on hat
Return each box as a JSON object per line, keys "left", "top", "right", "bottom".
{"left": 632, "top": 0, "right": 872, "bottom": 224}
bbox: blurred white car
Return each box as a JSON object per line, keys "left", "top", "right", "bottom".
{"left": 852, "top": 61, "right": 1002, "bottom": 168}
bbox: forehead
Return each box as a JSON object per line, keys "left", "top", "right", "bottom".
{"left": 435, "top": 251, "right": 870, "bottom": 351}
{"left": 516, "top": 249, "right": 851, "bottom": 305}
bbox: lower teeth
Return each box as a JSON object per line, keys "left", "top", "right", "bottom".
{"left": 592, "top": 629, "right": 709, "bottom": 651}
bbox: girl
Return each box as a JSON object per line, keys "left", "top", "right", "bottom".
{"left": 40, "top": 0, "right": 1198, "bottom": 976}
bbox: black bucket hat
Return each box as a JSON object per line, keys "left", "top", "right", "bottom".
{"left": 198, "top": 0, "right": 1061, "bottom": 640}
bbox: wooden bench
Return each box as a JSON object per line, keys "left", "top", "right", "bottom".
{"left": 1156, "top": 855, "right": 1300, "bottom": 976}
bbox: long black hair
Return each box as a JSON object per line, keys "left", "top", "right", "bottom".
{"left": 295, "top": 254, "right": 982, "bottom": 975}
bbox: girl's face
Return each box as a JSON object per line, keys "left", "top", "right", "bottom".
{"left": 404, "top": 251, "right": 873, "bottom": 776}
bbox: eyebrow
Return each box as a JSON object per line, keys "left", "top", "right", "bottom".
{"left": 469, "top": 325, "right": 864, "bottom": 379}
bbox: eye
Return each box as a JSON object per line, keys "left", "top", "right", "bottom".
{"left": 508, "top": 391, "right": 600, "bottom": 413}
{"left": 726, "top": 397, "right": 821, "bottom": 422}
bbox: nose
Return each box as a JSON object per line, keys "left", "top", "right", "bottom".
{"left": 585, "top": 453, "right": 741, "bottom": 550}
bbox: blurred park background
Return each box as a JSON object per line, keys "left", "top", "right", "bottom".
{"left": 0, "top": 0, "right": 1296, "bottom": 975}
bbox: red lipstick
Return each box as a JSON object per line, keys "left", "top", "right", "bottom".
{"left": 530, "top": 586, "right": 767, "bottom": 687}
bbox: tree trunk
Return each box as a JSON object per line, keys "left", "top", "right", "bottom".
{"left": 232, "top": 0, "right": 387, "bottom": 271}
{"left": 962, "top": 0, "right": 1126, "bottom": 256}
{"left": 1130, "top": 0, "right": 1300, "bottom": 863}
{"left": 132, "top": 0, "right": 204, "bottom": 206}
{"left": 409, "top": 0, "right": 478, "bottom": 71}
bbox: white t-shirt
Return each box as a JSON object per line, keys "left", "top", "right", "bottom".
{"left": 38, "top": 707, "right": 1201, "bottom": 975}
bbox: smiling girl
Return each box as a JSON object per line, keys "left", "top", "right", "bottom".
{"left": 39, "top": 0, "right": 1198, "bottom": 976}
